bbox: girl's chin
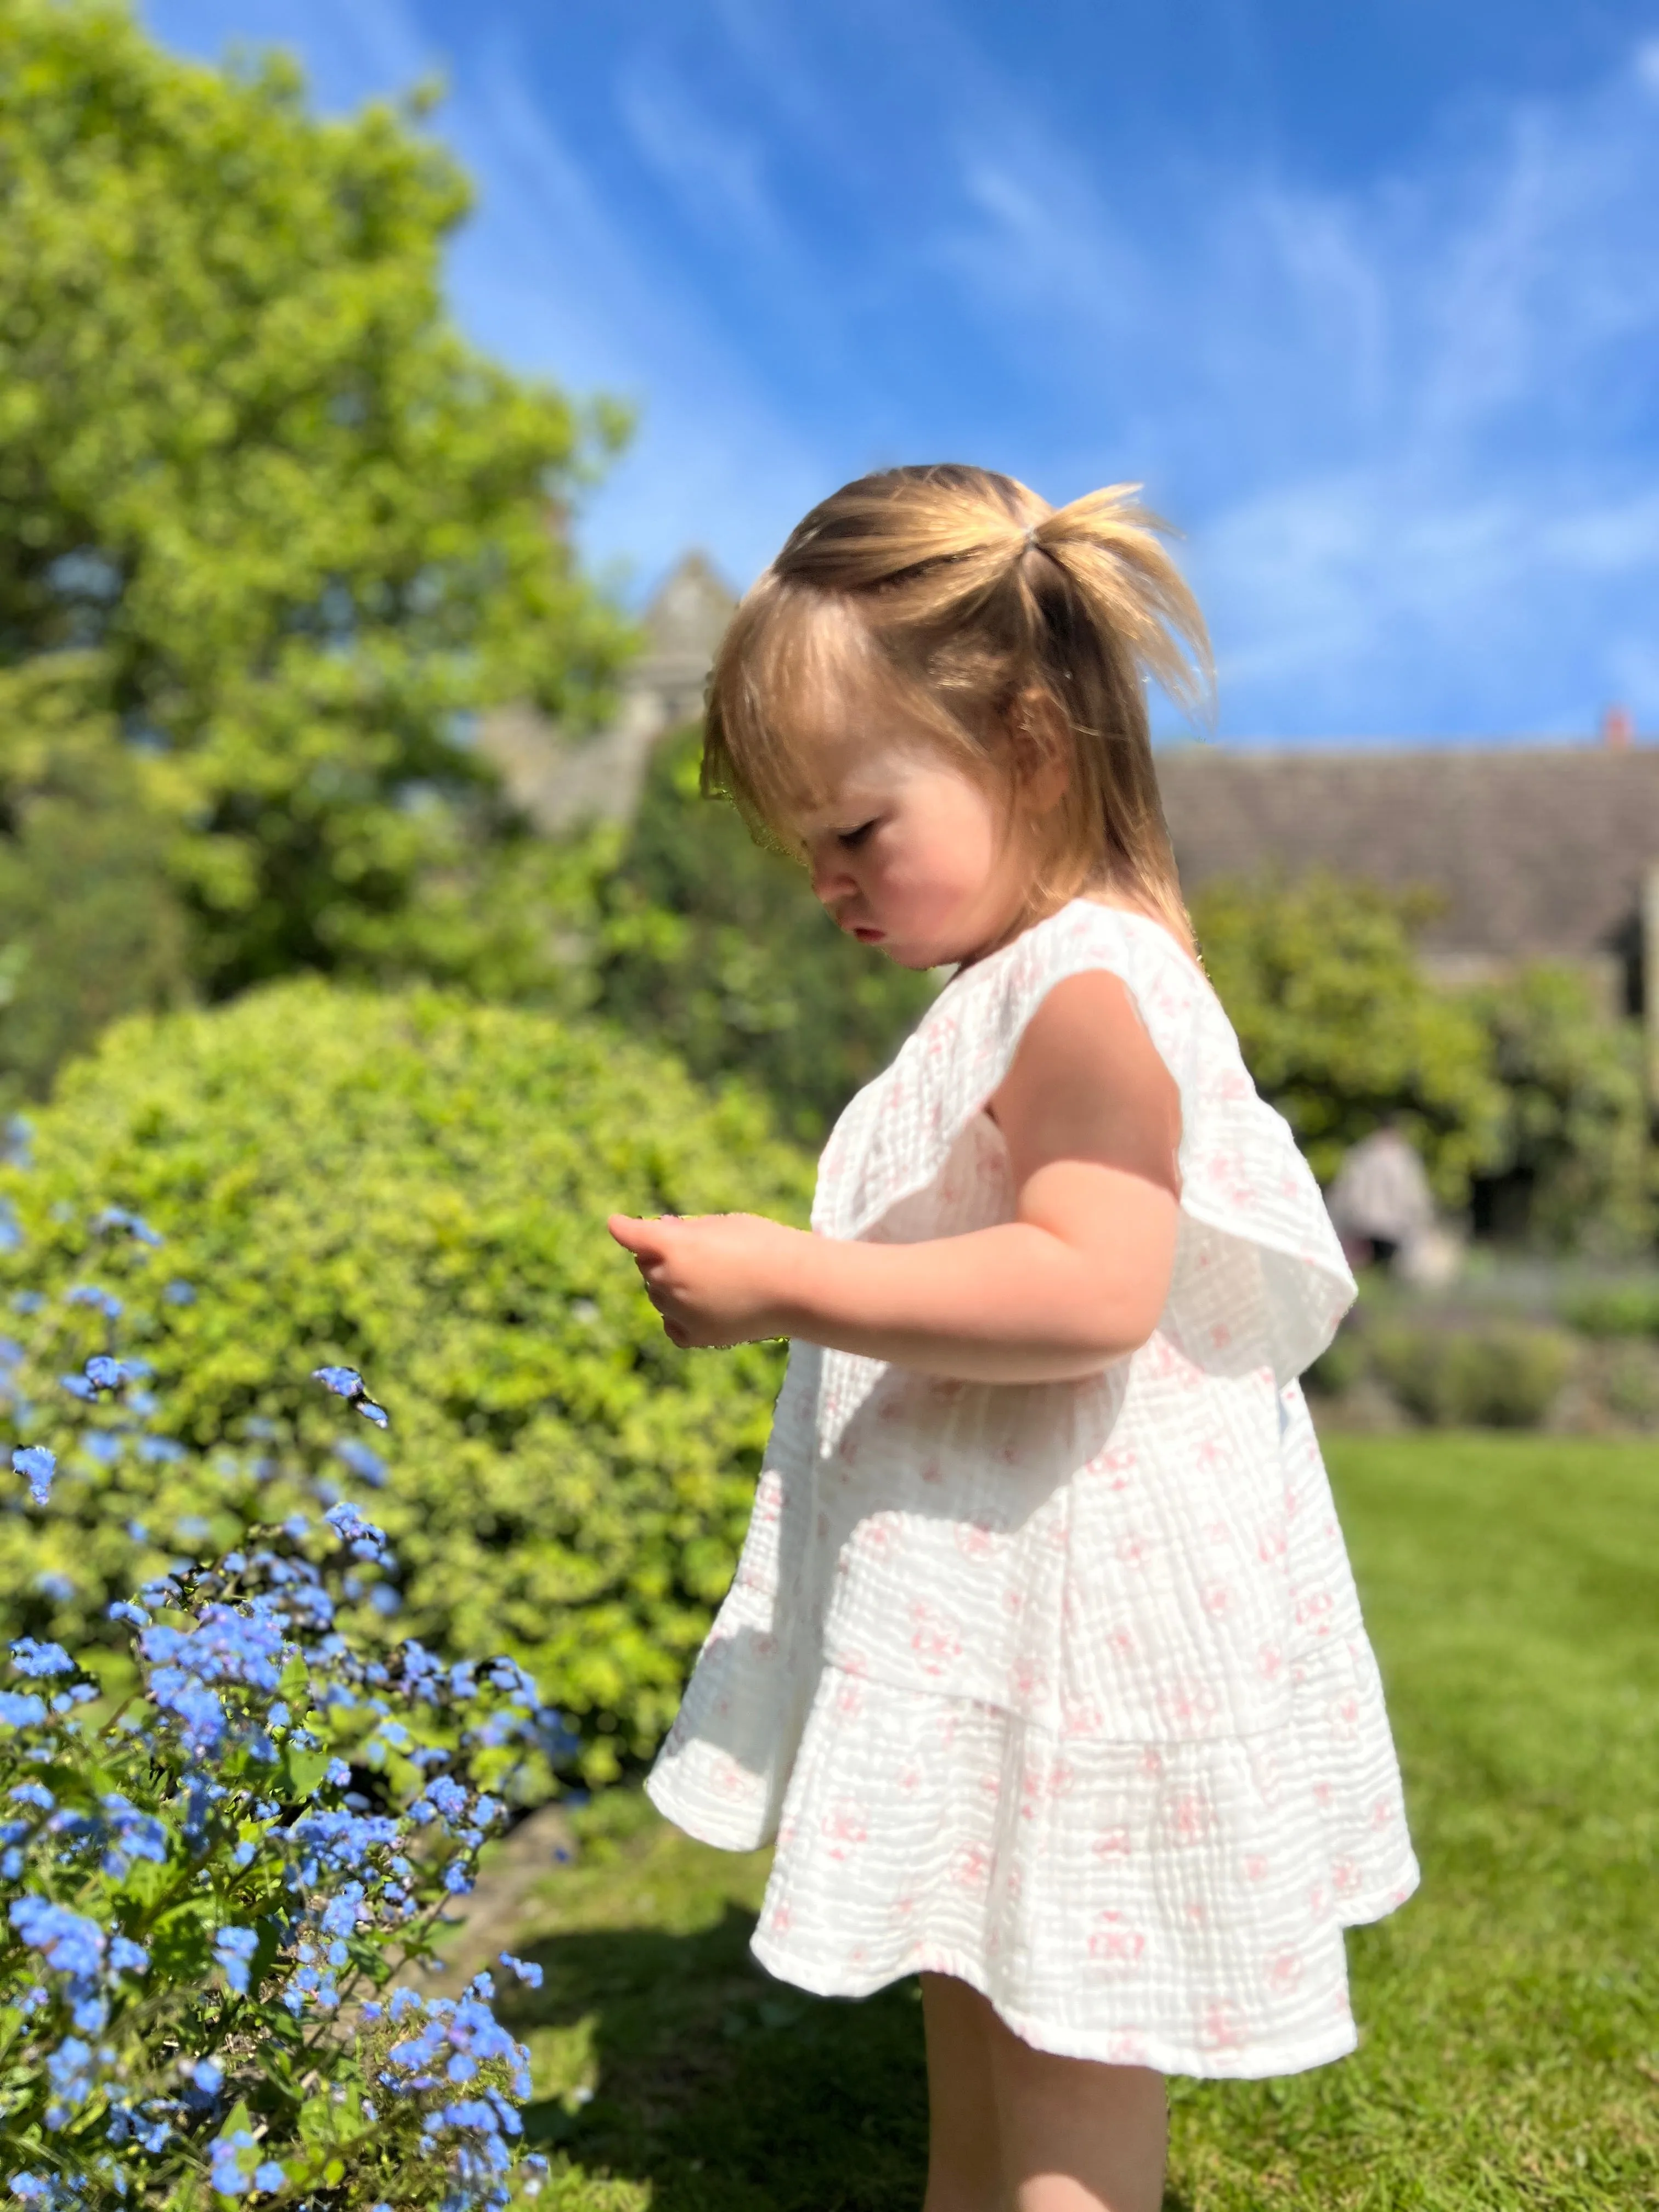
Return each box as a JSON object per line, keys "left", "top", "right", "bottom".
{"left": 881, "top": 939, "right": 952, "bottom": 972}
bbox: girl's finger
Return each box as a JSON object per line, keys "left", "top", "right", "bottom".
{"left": 608, "top": 1212, "right": 671, "bottom": 1259}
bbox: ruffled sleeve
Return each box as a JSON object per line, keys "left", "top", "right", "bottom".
{"left": 811, "top": 901, "right": 1355, "bottom": 1385}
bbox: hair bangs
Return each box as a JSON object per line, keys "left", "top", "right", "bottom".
{"left": 702, "top": 580, "right": 959, "bottom": 853}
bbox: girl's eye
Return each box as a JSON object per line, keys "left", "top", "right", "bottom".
{"left": 838, "top": 819, "right": 879, "bottom": 850}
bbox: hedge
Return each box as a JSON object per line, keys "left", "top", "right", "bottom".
{"left": 0, "top": 980, "right": 813, "bottom": 1781}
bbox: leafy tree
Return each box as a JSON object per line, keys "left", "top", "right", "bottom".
{"left": 1193, "top": 871, "right": 1508, "bottom": 1206}
{"left": 0, "top": 0, "right": 633, "bottom": 1009}
{"left": 0, "top": 658, "right": 193, "bottom": 1101}
{"left": 1470, "top": 964, "right": 1652, "bottom": 1255}
{"left": 596, "top": 728, "right": 937, "bottom": 1140}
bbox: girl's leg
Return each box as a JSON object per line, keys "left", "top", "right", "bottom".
{"left": 919, "top": 1976, "right": 1167, "bottom": 2212}
{"left": 985, "top": 2007, "right": 1166, "bottom": 2212}
{"left": 920, "top": 1972, "right": 1003, "bottom": 2212}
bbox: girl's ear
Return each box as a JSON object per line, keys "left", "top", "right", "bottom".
{"left": 1010, "top": 690, "right": 1071, "bottom": 812}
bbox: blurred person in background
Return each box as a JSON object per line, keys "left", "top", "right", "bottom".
{"left": 1329, "top": 1122, "right": 1458, "bottom": 1285}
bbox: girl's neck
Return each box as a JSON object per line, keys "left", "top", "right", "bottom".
{"left": 952, "top": 888, "right": 1070, "bottom": 972}
{"left": 952, "top": 885, "right": 1199, "bottom": 981}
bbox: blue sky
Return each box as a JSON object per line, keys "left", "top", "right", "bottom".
{"left": 142, "top": 0, "right": 1659, "bottom": 742}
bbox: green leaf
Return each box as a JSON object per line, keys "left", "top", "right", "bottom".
{"left": 280, "top": 1747, "right": 331, "bottom": 1801}
{"left": 250, "top": 1914, "right": 285, "bottom": 1999}
{"left": 297, "top": 2091, "right": 338, "bottom": 2147}
{"left": 149, "top": 1900, "right": 214, "bottom": 1982}
{"left": 117, "top": 1857, "right": 176, "bottom": 1912}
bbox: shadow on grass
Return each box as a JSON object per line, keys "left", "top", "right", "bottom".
{"left": 508, "top": 1900, "right": 929, "bottom": 2212}
{"left": 502, "top": 1899, "right": 1199, "bottom": 2212}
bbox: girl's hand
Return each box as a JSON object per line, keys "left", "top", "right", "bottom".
{"left": 607, "top": 1212, "right": 802, "bottom": 1349}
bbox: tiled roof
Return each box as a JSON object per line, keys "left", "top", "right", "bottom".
{"left": 1155, "top": 746, "right": 1659, "bottom": 960}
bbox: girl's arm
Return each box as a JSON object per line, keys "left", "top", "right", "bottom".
{"left": 608, "top": 970, "right": 1182, "bottom": 1383}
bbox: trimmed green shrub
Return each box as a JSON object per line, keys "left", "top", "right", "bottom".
{"left": 1562, "top": 1281, "right": 1659, "bottom": 1338}
{"left": 0, "top": 980, "right": 812, "bottom": 1781}
{"left": 1602, "top": 1341, "right": 1659, "bottom": 1425}
{"left": 1371, "top": 1321, "right": 1575, "bottom": 1429}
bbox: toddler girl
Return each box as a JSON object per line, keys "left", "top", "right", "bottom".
{"left": 610, "top": 465, "right": 1417, "bottom": 2212}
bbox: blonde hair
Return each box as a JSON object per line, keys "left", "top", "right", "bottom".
{"left": 703, "top": 464, "right": 1214, "bottom": 952}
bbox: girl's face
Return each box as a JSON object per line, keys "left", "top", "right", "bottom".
{"left": 782, "top": 675, "right": 1052, "bottom": 971}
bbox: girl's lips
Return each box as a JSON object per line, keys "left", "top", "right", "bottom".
{"left": 851, "top": 925, "right": 884, "bottom": 944}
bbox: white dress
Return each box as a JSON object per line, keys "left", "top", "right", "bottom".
{"left": 647, "top": 901, "right": 1419, "bottom": 2078}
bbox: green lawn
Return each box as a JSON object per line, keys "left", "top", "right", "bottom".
{"left": 488, "top": 1436, "right": 1658, "bottom": 2210}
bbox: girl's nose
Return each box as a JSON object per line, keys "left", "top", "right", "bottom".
{"left": 809, "top": 849, "right": 853, "bottom": 907}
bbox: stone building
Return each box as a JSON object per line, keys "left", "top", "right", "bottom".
{"left": 477, "top": 552, "right": 737, "bottom": 834}
{"left": 1156, "top": 743, "right": 1659, "bottom": 1076}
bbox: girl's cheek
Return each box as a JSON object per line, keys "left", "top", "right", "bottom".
{"left": 862, "top": 854, "right": 899, "bottom": 906}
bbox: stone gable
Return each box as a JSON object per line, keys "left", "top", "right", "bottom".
{"left": 477, "top": 551, "right": 736, "bottom": 833}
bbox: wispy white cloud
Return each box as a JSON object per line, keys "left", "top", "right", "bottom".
{"left": 614, "top": 58, "right": 787, "bottom": 259}
{"left": 1182, "top": 51, "right": 1659, "bottom": 733}
{"left": 446, "top": 30, "right": 828, "bottom": 590}
{"left": 146, "top": 0, "right": 830, "bottom": 594}
{"left": 922, "top": 32, "right": 1659, "bottom": 733}
{"left": 944, "top": 149, "right": 1150, "bottom": 354}
{"left": 139, "top": 1, "right": 1659, "bottom": 736}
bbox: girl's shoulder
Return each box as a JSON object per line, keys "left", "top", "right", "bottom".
{"left": 816, "top": 901, "right": 1223, "bottom": 1240}
{"left": 934, "top": 898, "right": 1217, "bottom": 1071}
{"left": 972, "top": 896, "right": 1204, "bottom": 990}
{"left": 816, "top": 896, "right": 1356, "bottom": 1380}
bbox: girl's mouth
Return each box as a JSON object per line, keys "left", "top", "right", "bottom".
{"left": 851, "top": 925, "right": 884, "bottom": 944}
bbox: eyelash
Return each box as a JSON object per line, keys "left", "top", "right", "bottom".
{"left": 838, "top": 819, "right": 879, "bottom": 850}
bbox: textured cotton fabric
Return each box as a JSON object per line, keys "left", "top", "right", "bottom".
{"left": 647, "top": 901, "right": 1419, "bottom": 2076}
